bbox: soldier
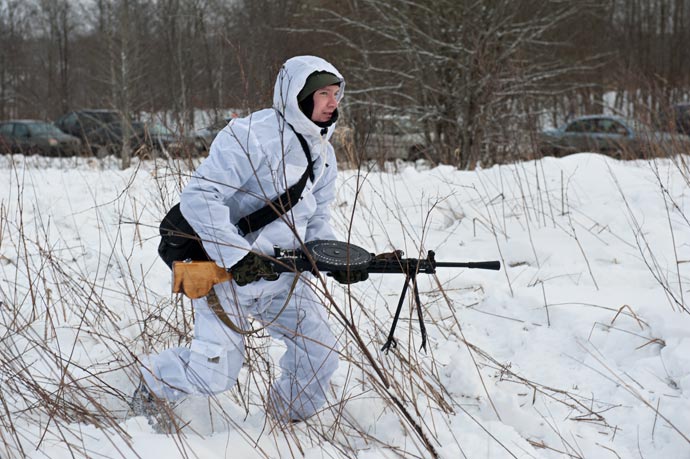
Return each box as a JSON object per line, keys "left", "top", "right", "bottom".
{"left": 132, "top": 56, "right": 367, "bottom": 426}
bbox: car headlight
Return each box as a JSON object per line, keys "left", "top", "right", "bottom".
{"left": 48, "top": 138, "right": 58, "bottom": 146}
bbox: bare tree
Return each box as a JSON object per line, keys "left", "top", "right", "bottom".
{"left": 2, "top": 0, "right": 689, "bottom": 164}
{"left": 606, "top": 0, "right": 690, "bottom": 122}
{"left": 0, "top": 1, "right": 26, "bottom": 119}
{"left": 37, "top": 0, "right": 74, "bottom": 118}
{"left": 0, "top": 1, "right": 43, "bottom": 119}
{"left": 294, "top": 0, "right": 607, "bottom": 167}
{"left": 86, "top": 0, "right": 153, "bottom": 168}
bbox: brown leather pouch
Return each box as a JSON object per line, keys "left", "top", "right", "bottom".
{"left": 172, "top": 261, "right": 232, "bottom": 299}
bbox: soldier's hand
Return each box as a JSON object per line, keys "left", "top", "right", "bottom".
{"left": 229, "top": 252, "right": 279, "bottom": 286}
{"left": 375, "top": 249, "right": 403, "bottom": 261}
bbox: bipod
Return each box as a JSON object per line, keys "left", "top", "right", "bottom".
{"left": 381, "top": 251, "right": 434, "bottom": 353}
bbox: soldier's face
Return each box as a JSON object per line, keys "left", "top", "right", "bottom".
{"left": 311, "top": 85, "right": 340, "bottom": 123}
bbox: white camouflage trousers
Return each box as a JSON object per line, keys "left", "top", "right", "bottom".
{"left": 140, "top": 277, "right": 339, "bottom": 421}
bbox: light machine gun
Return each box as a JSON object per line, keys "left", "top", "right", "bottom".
{"left": 172, "top": 240, "right": 500, "bottom": 352}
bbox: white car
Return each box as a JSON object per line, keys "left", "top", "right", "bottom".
{"left": 538, "top": 115, "right": 690, "bottom": 158}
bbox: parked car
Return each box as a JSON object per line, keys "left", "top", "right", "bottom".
{"left": 146, "top": 123, "right": 205, "bottom": 156}
{"left": 80, "top": 120, "right": 139, "bottom": 157}
{"left": 0, "top": 120, "right": 82, "bottom": 156}
{"left": 55, "top": 109, "right": 200, "bottom": 158}
{"left": 55, "top": 109, "right": 126, "bottom": 156}
{"left": 538, "top": 115, "right": 690, "bottom": 158}
{"left": 85, "top": 120, "right": 185, "bottom": 158}
{"left": 55, "top": 109, "right": 121, "bottom": 142}
{"left": 359, "top": 116, "right": 427, "bottom": 161}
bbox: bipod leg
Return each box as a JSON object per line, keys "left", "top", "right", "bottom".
{"left": 381, "top": 274, "right": 411, "bottom": 353}
{"left": 412, "top": 276, "right": 427, "bottom": 352}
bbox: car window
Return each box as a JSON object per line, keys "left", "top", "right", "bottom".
{"left": 57, "top": 112, "right": 78, "bottom": 129}
{"left": 0, "top": 123, "right": 13, "bottom": 135}
{"left": 565, "top": 120, "right": 593, "bottom": 133}
{"left": 14, "top": 124, "right": 29, "bottom": 137}
{"left": 28, "top": 122, "right": 64, "bottom": 136}
{"left": 67, "top": 113, "right": 79, "bottom": 125}
{"left": 597, "top": 119, "right": 628, "bottom": 135}
{"left": 148, "top": 123, "right": 173, "bottom": 135}
{"left": 81, "top": 115, "right": 103, "bottom": 131}
{"left": 84, "top": 111, "right": 120, "bottom": 125}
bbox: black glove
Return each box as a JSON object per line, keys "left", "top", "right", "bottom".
{"left": 330, "top": 268, "right": 369, "bottom": 285}
{"left": 229, "top": 252, "right": 278, "bottom": 286}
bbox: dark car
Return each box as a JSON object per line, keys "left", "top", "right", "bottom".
{"left": 86, "top": 120, "right": 198, "bottom": 158}
{"left": 538, "top": 115, "right": 690, "bottom": 158}
{"left": 83, "top": 120, "right": 140, "bottom": 157}
{"left": 145, "top": 122, "right": 200, "bottom": 155}
{"left": 56, "top": 109, "right": 201, "bottom": 157}
{"left": 0, "top": 120, "right": 82, "bottom": 156}
{"left": 365, "top": 116, "right": 427, "bottom": 160}
{"left": 55, "top": 109, "right": 128, "bottom": 156}
{"left": 55, "top": 109, "right": 121, "bottom": 141}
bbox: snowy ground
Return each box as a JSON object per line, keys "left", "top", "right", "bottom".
{"left": 0, "top": 153, "right": 689, "bottom": 458}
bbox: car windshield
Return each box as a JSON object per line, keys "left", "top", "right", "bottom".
{"left": 625, "top": 119, "right": 652, "bottom": 133}
{"left": 86, "top": 111, "right": 120, "bottom": 124}
{"left": 147, "top": 124, "right": 173, "bottom": 135}
{"left": 564, "top": 119, "right": 595, "bottom": 132}
{"left": 28, "top": 123, "right": 65, "bottom": 136}
{"left": 101, "top": 121, "right": 144, "bottom": 132}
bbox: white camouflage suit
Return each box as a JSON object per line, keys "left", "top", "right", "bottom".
{"left": 141, "top": 56, "right": 343, "bottom": 421}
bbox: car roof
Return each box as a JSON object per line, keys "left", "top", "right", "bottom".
{"left": 73, "top": 109, "right": 119, "bottom": 113}
{"left": 565, "top": 115, "right": 636, "bottom": 127}
{"left": 570, "top": 114, "right": 628, "bottom": 122}
{"left": 63, "top": 109, "right": 120, "bottom": 117}
{"left": 1, "top": 119, "right": 51, "bottom": 124}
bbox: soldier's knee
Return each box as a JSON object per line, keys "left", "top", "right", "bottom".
{"left": 188, "top": 340, "right": 243, "bottom": 394}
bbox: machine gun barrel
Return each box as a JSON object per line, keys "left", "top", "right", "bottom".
{"left": 434, "top": 260, "right": 501, "bottom": 270}
{"left": 365, "top": 250, "right": 501, "bottom": 275}
{"left": 271, "top": 258, "right": 501, "bottom": 277}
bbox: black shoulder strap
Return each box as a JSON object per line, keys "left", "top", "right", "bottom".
{"left": 294, "top": 131, "right": 315, "bottom": 181}
{"left": 236, "top": 129, "right": 314, "bottom": 235}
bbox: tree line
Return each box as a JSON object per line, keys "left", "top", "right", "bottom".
{"left": 1, "top": 0, "right": 689, "bottom": 168}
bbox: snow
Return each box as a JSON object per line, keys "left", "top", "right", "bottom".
{"left": 0, "top": 152, "right": 689, "bottom": 458}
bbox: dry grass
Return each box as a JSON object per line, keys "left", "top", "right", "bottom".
{"left": 0, "top": 137, "right": 688, "bottom": 458}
